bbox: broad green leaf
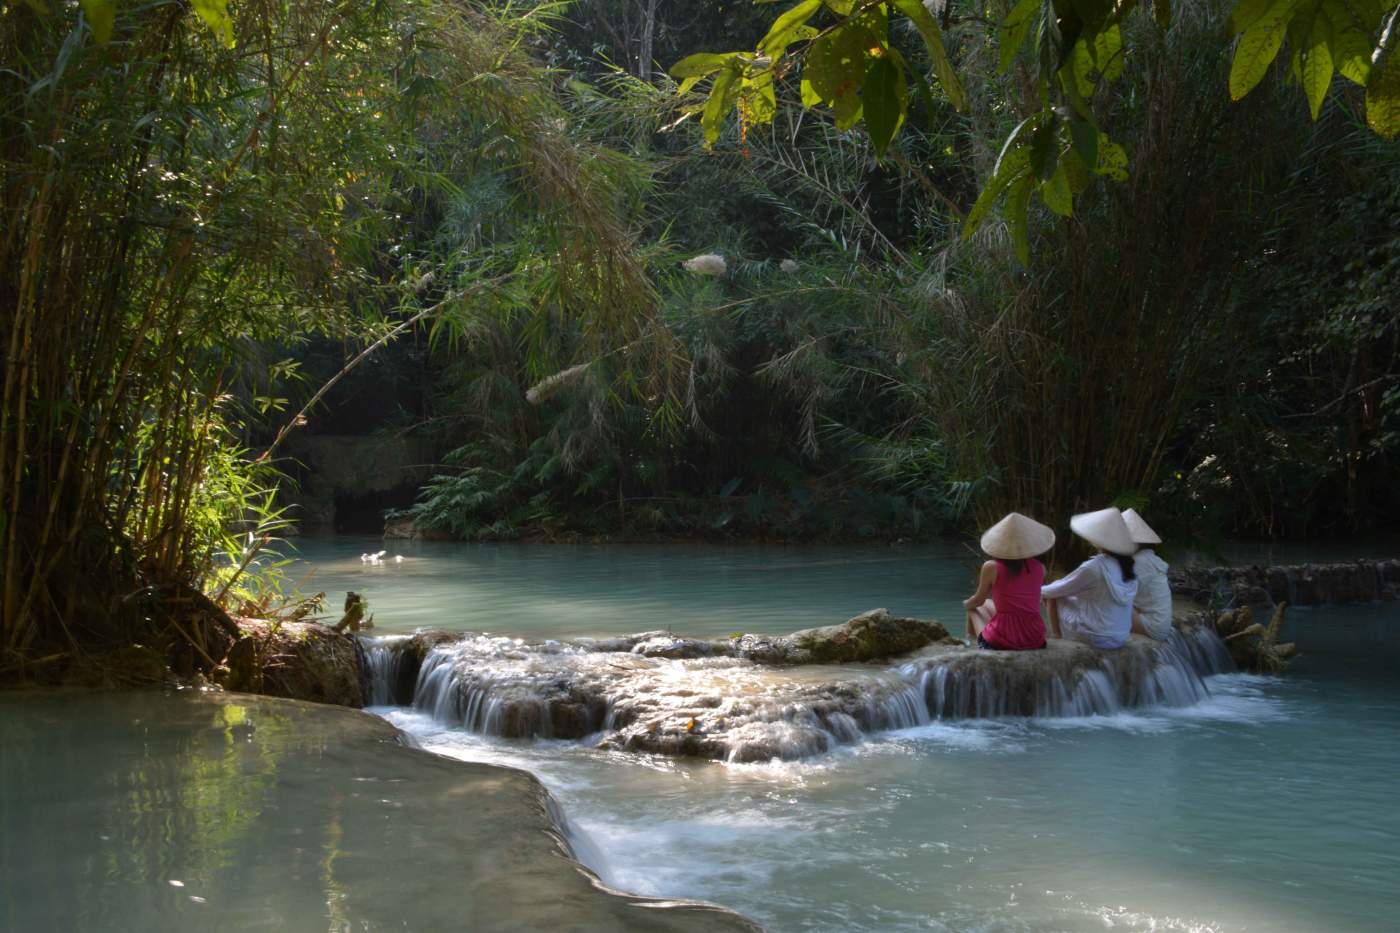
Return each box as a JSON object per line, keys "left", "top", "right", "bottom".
{"left": 1368, "top": 22, "right": 1400, "bottom": 137}
{"left": 1062, "top": 38, "right": 1097, "bottom": 98}
{"left": 758, "top": 0, "right": 823, "bottom": 56}
{"left": 1094, "top": 136, "right": 1128, "bottom": 180}
{"left": 823, "top": 0, "right": 856, "bottom": 13}
{"left": 1301, "top": 11, "right": 1334, "bottom": 119}
{"left": 672, "top": 53, "right": 735, "bottom": 78}
{"left": 804, "top": 24, "right": 877, "bottom": 104}
{"left": 1000, "top": 0, "right": 1040, "bottom": 73}
{"left": 800, "top": 75, "right": 823, "bottom": 107}
{"left": 833, "top": 84, "right": 864, "bottom": 129}
{"left": 1004, "top": 174, "right": 1035, "bottom": 265}
{"left": 1324, "top": 0, "right": 1376, "bottom": 84}
{"left": 1004, "top": 0, "right": 1043, "bottom": 29}
{"left": 1154, "top": 0, "right": 1173, "bottom": 27}
{"left": 1070, "top": 116, "right": 1099, "bottom": 168}
{"left": 739, "top": 72, "right": 779, "bottom": 127}
{"left": 80, "top": 0, "right": 114, "bottom": 43}
{"left": 702, "top": 65, "right": 740, "bottom": 145}
{"left": 1227, "top": 0, "right": 1276, "bottom": 35}
{"left": 1041, "top": 161, "right": 1074, "bottom": 216}
{"left": 890, "top": 0, "right": 969, "bottom": 111}
{"left": 963, "top": 147, "right": 1030, "bottom": 238}
{"left": 1092, "top": 24, "right": 1124, "bottom": 81}
{"left": 1229, "top": 0, "right": 1300, "bottom": 100}
{"left": 1060, "top": 147, "right": 1091, "bottom": 192}
{"left": 1028, "top": 113, "right": 1060, "bottom": 179}
{"left": 191, "top": 0, "right": 235, "bottom": 48}
{"left": 863, "top": 55, "right": 907, "bottom": 157}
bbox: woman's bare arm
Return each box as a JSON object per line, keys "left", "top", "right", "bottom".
{"left": 963, "top": 561, "right": 997, "bottom": 610}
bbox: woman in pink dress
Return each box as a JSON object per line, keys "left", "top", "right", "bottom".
{"left": 963, "top": 512, "right": 1055, "bottom": 650}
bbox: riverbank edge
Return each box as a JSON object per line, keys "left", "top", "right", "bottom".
{"left": 337, "top": 695, "right": 766, "bottom": 931}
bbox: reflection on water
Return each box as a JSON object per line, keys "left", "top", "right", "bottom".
{"left": 285, "top": 538, "right": 1400, "bottom": 933}
{"left": 0, "top": 691, "right": 753, "bottom": 932}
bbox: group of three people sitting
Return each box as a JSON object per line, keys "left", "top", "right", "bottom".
{"left": 963, "top": 507, "right": 1172, "bottom": 651}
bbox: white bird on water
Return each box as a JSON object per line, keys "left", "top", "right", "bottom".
{"left": 394, "top": 555, "right": 404, "bottom": 563}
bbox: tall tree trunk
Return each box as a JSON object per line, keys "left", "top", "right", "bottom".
{"left": 638, "top": 0, "right": 656, "bottom": 82}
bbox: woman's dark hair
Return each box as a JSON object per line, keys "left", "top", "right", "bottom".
{"left": 1112, "top": 553, "right": 1136, "bottom": 582}
{"left": 1001, "top": 558, "right": 1025, "bottom": 577}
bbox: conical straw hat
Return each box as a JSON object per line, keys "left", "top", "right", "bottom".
{"left": 1069, "top": 507, "right": 1137, "bottom": 556}
{"left": 1122, "top": 508, "right": 1162, "bottom": 545}
{"left": 980, "top": 512, "right": 1055, "bottom": 560}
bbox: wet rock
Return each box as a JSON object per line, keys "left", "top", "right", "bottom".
{"left": 1212, "top": 604, "right": 1298, "bottom": 674}
{"left": 222, "top": 619, "right": 364, "bottom": 707}
{"left": 629, "top": 634, "right": 724, "bottom": 659}
{"left": 382, "top": 514, "right": 455, "bottom": 540}
{"left": 782, "top": 609, "right": 954, "bottom": 664}
{"left": 1170, "top": 557, "right": 1400, "bottom": 608}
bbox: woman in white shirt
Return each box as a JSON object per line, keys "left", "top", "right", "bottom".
{"left": 1041, "top": 508, "right": 1140, "bottom": 650}
{"left": 1123, "top": 508, "right": 1173, "bottom": 640}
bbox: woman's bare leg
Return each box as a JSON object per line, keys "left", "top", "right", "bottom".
{"left": 966, "top": 601, "right": 994, "bottom": 640}
{"left": 1046, "top": 598, "right": 1063, "bottom": 639}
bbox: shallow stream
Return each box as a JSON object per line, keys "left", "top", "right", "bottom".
{"left": 297, "top": 538, "right": 1400, "bottom": 931}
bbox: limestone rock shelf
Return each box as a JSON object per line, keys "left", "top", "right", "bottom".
{"left": 362, "top": 610, "right": 1233, "bottom": 763}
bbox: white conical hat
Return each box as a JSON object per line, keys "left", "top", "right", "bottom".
{"left": 1069, "top": 507, "right": 1137, "bottom": 556}
{"left": 980, "top": 512, "right": 1055, "bottom": 560}
{"left": 1122, "top": 508, "right": 1162, "bottom": 545}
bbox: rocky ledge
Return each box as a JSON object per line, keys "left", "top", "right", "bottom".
{"left": 1171, "top": 557, "right": 1400, "bottom": 609}
{"left": 361, "top": 610, "right": 1233, "bottom": 763}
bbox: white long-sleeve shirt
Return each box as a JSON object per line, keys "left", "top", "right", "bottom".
{"left": 1132, "top": 549, "right": 1173, "bottom": 640}
{"left": 1041, "top": 553, "right": 1138, "bottom": 649}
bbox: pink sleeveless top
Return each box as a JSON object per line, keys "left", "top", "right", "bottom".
{"left": 981, "top": 558, "right": 1046, "bottom": 650}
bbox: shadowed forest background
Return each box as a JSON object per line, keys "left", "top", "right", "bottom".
{"left": 1, "top": 0, "right": 1397, "bottom": 672}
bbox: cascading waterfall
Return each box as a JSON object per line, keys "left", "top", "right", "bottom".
{"left": 360, "top": 635, "right": 409, "bottom": 706}
{"left": 361, "top": 626, "right": 1237, "bottom": 762}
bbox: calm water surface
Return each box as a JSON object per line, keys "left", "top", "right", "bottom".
{"left": 291, "top": 538, "right": 1400, "bottom": 932}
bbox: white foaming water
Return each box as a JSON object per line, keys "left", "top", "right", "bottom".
{"left": 306, "top": 541, "right": 1400, "bottom": 931}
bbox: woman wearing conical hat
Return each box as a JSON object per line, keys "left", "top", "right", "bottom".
{"left": 1123, "top": 509, "right": 1173, "bottom": 640}
{"left": 963, "top": 513, "right": 1055, "bottom": 650}
{"left": 1041, "top": 507, "right": 1140, "bottom": 649}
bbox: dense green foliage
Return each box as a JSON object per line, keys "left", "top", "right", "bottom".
{"left": 0, "top": 0, "right": 659, "bottom": 669}
{"left": 1, "top": 0, "right": 1396, "bottom": 674}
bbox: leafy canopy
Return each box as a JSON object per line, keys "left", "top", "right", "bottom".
{"left": 675, "top": 0, "right": 1400, "bottom": 262}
